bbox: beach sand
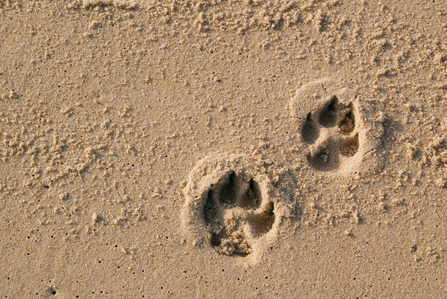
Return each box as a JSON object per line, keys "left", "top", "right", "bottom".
{"left": 1, "top": 0, "right": 447, "bottom": 297}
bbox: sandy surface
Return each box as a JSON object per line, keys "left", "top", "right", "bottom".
{"left": 1, "top": 0, "right": 447, "bottom": 297}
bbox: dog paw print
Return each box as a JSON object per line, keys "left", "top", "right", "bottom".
{"left": 204, "top": 171, "right": 275, "bottom": 256}
{"left": 290, "top": 78, "right": 384, "bottom": 174}
{"left": 182, "top": 154, "right": 280, "bottom": 259}
{"left": 302, "top": 96, "right": 360, "bottom": 171}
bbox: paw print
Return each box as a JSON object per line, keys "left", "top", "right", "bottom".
{"left": 182, "top": 154, "right": 279, "bottom": 259}
{"left": 204, "top": 171, "right": 275, "bottom": 256}
{"left": 302, "top": 95, "right": 360, "bottom": 171}
{"left": 289, "top": 78, "right": 384, "bottom": 174}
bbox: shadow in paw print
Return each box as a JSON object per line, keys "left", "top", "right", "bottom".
{"left": 239, "top": 179, "right": 262, "bottom": 209}
{"left": 218, "top": 171, "right": 238, "bottom": 205}
{"left": 302, "top": 113, "right": 319, "bottom": 143}
{"left": 339, "top": 133, "right": 359, "bottom": 157}
{"left": 202, "top": 171, "right": 274, "bottom": 256}
{"left": 203, "top": 190, "right": 220, "bottom": 228}
{"left": 378, "top": 116, "right": 400, "bottom": 170}
{"left": 319, "top": 96, "right": 339, "bottom": 127}
{"left": 338, "top": 102, "right": 355, "bottom": 134}
{"left": 306, "top": 139, "right": 340, "bottom": 172}
{"left": 210, "top": 230, "right": 225, "bottom": 248}
{"left": 250, "top": 202, "right": 275, "bottom": 236}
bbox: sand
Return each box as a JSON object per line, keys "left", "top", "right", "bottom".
{"left": 1, "top": 0, "right": 447, "bottom": 297}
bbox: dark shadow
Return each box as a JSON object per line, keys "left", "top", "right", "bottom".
{"left": 238, "top": 179, "right": 262, "bottom": 209}
{"left": 307, "top": 140, "right": 340, "bottom": 171}
{"left": 203, "top": 190, "right": 219, "bottom": 226}
{"left": 218, "top": 171, "right": 238, "bottom": 205}
{"left": 301, "top": 113, "right": 319, "bottom": 143}
{"left": 338, "top": 103, "right": 355, "bottom": 134}
{"left": 251, "top": 202, "right": 275, "bottom": 236}
{"left": 378, "top": 115, "right": 401, "bottom": 171}
{"left": 210, "top": 230, "right": 224, "bottom": 247}
{"left": 318, "top": 96, "right": 339, "bottom": 127}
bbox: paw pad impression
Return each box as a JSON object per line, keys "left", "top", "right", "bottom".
{"left": 290, "top": 78, "right": 383, "bottom": 174}
{"left": 182, "top": 154, "right": 280, "bottom": 261}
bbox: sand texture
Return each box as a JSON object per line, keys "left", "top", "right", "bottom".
{"left": 1, "top": 0, "right": 447, "bottom": 297}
